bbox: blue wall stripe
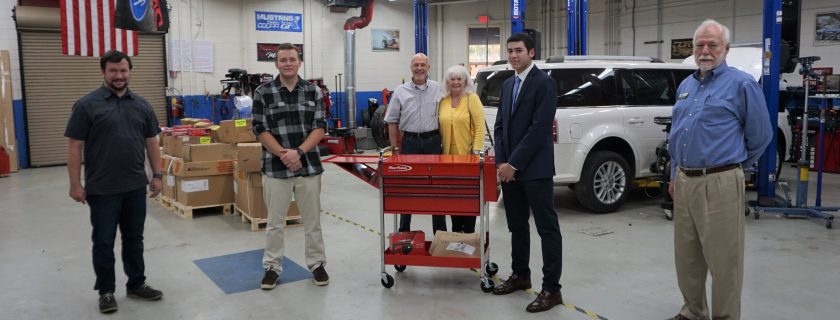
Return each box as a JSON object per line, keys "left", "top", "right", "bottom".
{"left": 12, "top": 99, "right": 27, "bottom": 169}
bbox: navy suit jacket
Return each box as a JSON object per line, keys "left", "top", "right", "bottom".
{"left": 493, "top": 65, "right": 557, "bottom": 181}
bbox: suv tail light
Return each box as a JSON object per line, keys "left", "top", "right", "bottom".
{"left": 552, "top": 119, "right": 558, "bottom": 143}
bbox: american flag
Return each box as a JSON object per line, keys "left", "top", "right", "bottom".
{"left": 60, "top": 0, "right": 139, "bottom": 57}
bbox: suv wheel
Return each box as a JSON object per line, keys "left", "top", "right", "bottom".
{"left": 575, "top": 151, "right": 632, "bottom": 213}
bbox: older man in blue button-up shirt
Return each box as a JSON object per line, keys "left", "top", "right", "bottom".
{"left": 666, "top": 20, "right": 772, "bottom": 320}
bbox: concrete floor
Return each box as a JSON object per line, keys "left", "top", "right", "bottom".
{"left": 1, "top": 163, "right": 838, "bottom": 320}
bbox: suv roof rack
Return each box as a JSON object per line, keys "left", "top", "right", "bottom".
{"left": 545, "top": 55, "right": 664, "bottom": 63}
{"left": 492, "top": 60, "right": 508, "bottom": 65}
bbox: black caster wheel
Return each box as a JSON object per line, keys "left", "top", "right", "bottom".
{"left": 381, "top": 274, "right": 394, "bottom": 288}
{"left": 827, "top": 220, "right": 833, "bottom": 230}
{"left": 485, "top": 262, "right": 499, "bottom": 276}
{"left": 480, "top": 279, "right": 495, "bottom": 293}
{"left": 395, "top": 265, "right": 407, "bottom": 272}
{"left": 754, "top": 210, "right": 760, "bottom": 220}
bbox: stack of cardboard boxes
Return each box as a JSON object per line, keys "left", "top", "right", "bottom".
{"left": 233, "top": 143, "right": 301, "bottom": 231}
{"left": 160, "top": 119, "right": 253, "bottom": 210}
{"left": 159, "top": 118, "right": 300, "bottom": 229}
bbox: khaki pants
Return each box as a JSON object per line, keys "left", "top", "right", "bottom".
{"left": 262, "top": 174, "right": 326, "bottom": 273}
{"left": 674, "top": 168, "right": 745, "bottom": 320}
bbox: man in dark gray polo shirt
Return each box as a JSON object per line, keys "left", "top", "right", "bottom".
{"left": 65, "top": 50, "right": 164, "bottom": 314}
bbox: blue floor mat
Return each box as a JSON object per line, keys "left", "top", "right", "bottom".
{"left": 194, "top": 249, "right": 312, "bottom": 294}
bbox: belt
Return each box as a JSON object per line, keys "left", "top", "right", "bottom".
{"left": 680, "top": 164, "right": 741, "bottom": 177}
{"left": 402, "top": 130, "right": 439, "bottom": 139}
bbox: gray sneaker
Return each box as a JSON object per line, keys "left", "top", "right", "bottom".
{"left": 98, "top": 293, "right": 118, "bottom": 313}
{"left": 312, "top": 265, "right": 329, "bottom": 286}
{"left": 127, "top": 283, "right": 163, "bottom": 301}
{"left": 261, "top": 269, "right": 279, "bottom": 290}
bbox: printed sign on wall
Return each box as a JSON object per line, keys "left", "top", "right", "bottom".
{"left": 255, "top": 11, "right": 302, "bottom": 32}
{"left": 371, "top": 29, "right": 400, "bottom": 51}
{"left": 257, "top": 43, "right": 304, "bottom": 62}
{"left": 815, "top": 11, "right": 840, "bottom": 45}
{"left": 670, "top": 38, "right": 693, "bottom": 59}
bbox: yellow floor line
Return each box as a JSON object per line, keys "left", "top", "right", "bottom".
{"left": 322, "top": 210, "right": 610, "bottom": 320}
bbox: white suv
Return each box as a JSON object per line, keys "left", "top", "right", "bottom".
{"left": 477, "top": 55, "right": 790, "bottom": 213}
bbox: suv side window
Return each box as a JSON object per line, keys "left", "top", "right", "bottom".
{"left": 624, "top": 69, "right": 675, "bottom": 105}
{"left": 548, "top": 68, "right": 618, "bottom": 107}
{"left": 672, "top": 69, "right": 694, "bottom": 87}
{"left": 476, "top": 70, "right": 516, "bottom": 107}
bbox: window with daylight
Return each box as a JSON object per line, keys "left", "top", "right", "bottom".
{"left": 468, "top": 26, "right": 502, "bottom": 77}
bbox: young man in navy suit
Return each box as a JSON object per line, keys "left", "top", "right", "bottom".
{"left": 491, "top": 33, "right": 563, "bottom": 313}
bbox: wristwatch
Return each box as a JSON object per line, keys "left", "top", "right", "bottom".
{"left": 295, "top": 148, "right": 304, "bottom": 156}
{"left": 152, "top": 172, "right": 163, "bottom": 179}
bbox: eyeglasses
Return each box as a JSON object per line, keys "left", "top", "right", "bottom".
{"left": 694, "top": 43, "right": 721, "bottom": 51}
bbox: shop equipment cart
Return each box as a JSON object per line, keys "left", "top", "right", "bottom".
{"left": 324, "top": 147, "right": 500, "bottom": 291}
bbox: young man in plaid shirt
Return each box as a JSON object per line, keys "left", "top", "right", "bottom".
{"left": 252, "top": 43, "right": 329, "bottom": 289}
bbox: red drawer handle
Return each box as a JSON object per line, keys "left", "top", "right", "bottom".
{"left": 384, "top": 193, "right": 479, "bottom": 199}
{"left": 383, "top": 184, "right": 478, "bottom": 190}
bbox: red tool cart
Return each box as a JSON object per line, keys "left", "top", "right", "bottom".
{"left": 324, "top": 147, "right": 500, "bottom": 291}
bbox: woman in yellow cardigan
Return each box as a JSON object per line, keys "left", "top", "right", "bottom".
{"left": 438, "top": 65, "right": 485, "bottom": 233}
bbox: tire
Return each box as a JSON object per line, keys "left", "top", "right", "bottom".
{"left": 776, "top": 139, "right": 785, "bottom": 178}
{"left": 370, "top": 105, "right": 390, "bottom": 148}
{"left": 575, "top": 151, "right": 632, "bottom": 213}
{"left": 361, "top": 107, "right": 372, "bottom": 127}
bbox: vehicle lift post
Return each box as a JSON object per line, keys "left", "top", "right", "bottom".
{"left": 511, "top": 0, "right": 525, "bottom": 34}
{"left": 753, "top": 0, "right": 837, "bottom": 229}
{"left": 414, "top": 0, "right": 429, "bottom": 55}
{"left": 566, "top": 0, "right": 587, "bottom": 55}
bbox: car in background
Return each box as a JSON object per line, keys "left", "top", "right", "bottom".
{"left": 476, "top": 56, "right": 696, "bottom": 213}
{"left": 476, "top": 52, "right": 792, "bottom": 213}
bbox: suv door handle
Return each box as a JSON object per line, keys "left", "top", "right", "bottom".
{"left": 627, "top": 118, "right": 645, "bottom": 125}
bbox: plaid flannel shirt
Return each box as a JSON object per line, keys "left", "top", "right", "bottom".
{"left": 252, "top": 76, "right": 327, "bottom": 178}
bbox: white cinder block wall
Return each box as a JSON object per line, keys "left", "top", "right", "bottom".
{"left": 4, "top": 0, "right": 839, "bottom": 98}
{"left": 167, "top": 0, "right": 418, "bottom": 95}
{"left": 1, "top": 1, "right": 22, "bottom": 100}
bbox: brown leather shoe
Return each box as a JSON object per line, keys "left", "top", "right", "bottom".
{"left": 667, "top": 315, "right": 690, "bottom": 320}
{"left": 491, "top": 274, "right": 531, "bottom": 295}
{"left": 526, "top": 289, "right": 563, "bottom": 313}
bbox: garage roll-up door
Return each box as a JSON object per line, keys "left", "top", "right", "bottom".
{"left": 20, "top": 31, "right": 166, "bottom": 167}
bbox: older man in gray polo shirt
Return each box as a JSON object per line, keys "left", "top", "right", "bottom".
{"left": 384, "top": 53, "right": 447, "bottom": 233}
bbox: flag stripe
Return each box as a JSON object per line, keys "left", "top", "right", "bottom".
{"left": 97, "top": 0, "right": 105, "bottom": 56}
{"left": 83, "top": 0, "right": 92, "bottom": 56}
{"left": 60, "top": 0, "right": 69, "bottom": 54}
{"left": 72, "top": 0, "right": 81, "bottom": 55}
{"left": 103, "top": 0, "right": 111, "bottom": 55}
{"left": 89, "top": 0, "right": 99, "bottom": 56}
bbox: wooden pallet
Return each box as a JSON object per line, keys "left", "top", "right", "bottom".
{"left": 154, "top": 195, "right": 174, "bottom": 210}
{"left": 235, "top": 205, "right": 302, "bottom": 231}
{"left": 171, "top": 201, "right": 234, "bottom": 219}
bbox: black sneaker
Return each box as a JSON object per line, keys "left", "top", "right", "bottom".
{"left": 98, "top": 293, "right": 118, "bottom": 313}
{"left": 127, "top": 283, "right": 163, "bottom": 301}
{"left": 261, "top": 269, "right": 279, "bottom": 290}
{"left": 312, "top": 265, "right": 329, "bottom": 286}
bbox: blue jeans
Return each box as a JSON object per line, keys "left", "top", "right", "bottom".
{"left": 398, "top": 133, "right": 447, "bottom": 234}
{"left": 87, "top": 188, "right": 147, "bottom": 294}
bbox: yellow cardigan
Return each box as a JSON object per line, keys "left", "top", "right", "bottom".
{"left": 438, "top": 92, "right": 485, "bottom": 155}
